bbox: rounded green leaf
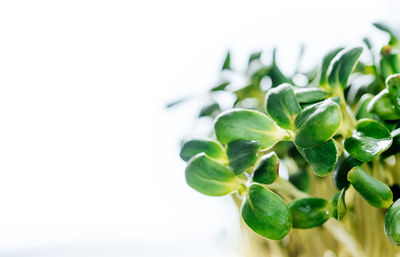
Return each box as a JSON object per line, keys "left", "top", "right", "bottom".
{"left": 180, "top": 139, "right": 226, "bottom": 162}
{"left": 385, "top": 199, "right": 400, "bottom": 245}
{"left": 294, "top": 87, "right": 328, "bottom": 103}
{"left": 333, "top": 155, "right": 362, "bottom": 190}
{"left": 296, "top": 139, "right": 338, "bottom": 177}
{"left": 387, "top": 74, "right": 400, "bottom": 109}
{"left": 319, "top": 47, "right": 344, "bottom": 87}
{"left": 214, "top": 109, "right": 288, "bottom": 149}
{"left": 344, "top": 119, "right": 392, "bottom": 162}
{"left": 294, "top": 100, "right": 342, "bottom": 148}
{"left": 355, "top": 94, "right": 376, "bottom": 120}
{"left": 227, "top": 139, "right": 261, "bottom": 175}
{"left": 331, "top": 189, "right": 347, "bottom": 220}
{"left": 368, "top": 89, "right": 400, "bottom": 120}
{"left": 289, "top": 198, "right": 331, "bottom": 229}
{"left": 328, "top": 47, "right": 363, "bottom": 90}
{"left": 347, "top": 166, "right": 393, "bottom": 208}
{"left": 252, "top": 152, "right": 279, "bottom": 184}
{"left": 241, "top": 184, "right": 292, "bottom": 240}
{"left": 265, "top": 83, "right": 301, "bottom": 129}
{"left": 185, "top": 153, "right": 241, "bottom": 196}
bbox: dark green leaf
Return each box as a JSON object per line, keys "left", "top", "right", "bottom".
{"left": 355, "top": 94, "right": 376, "bottom": 120}
{"left": 294, "top": 100, "right": 342, "bottom": 148}
{"left": 380, "top": 47, "right": 400, "bottom": 80}
{"left": 385, "top": 198, "right": 400, "bottom": 245}
{"left": 214, "top": 109, "right": 288, "bottom": 149}
{"left": 331, "top": 189, "right": 346, "bottom": 220}
{"left": 248, "top": 51, "right": 262, "bottom": 64}
{"left": 199, "top": 103, "right": 221, "bottom": 117}
{"left": 241, "top": 184, "right": 292, "bottom": 240}
{"left": 252, "top": 152, "right": 279, "bottom": 184}
{"left": 387, "top": 74, "right": 400, "bottom": 110}
{"left": 185, "top": 153, "right": 241, "bottom": 196}
{"left": 265, "top": 83, "right": 301, "bottom": 129}
{"left": 368, "top": 89, "right": 400, "bottom": 120}
{"left": 328, "top": 47, "right": 363, "bottom": 90}
{"left": 344, "top": 119, "right": 392, "bottom": 162}
{"left": 227, "top": 139, "right": 260, "bottom": 175}
{"left": 289, "top": 170, "right": 310, "bottom": 192}
{"left": 289, "top": 198, "right": 331, "bottom": 229}
{"left": 211, "top": 81, "right": 230, "bottom": 92}
{"left": 294, "top": 87, "right": 328, "bottom": 103}
{"left": 180, "top": 139, "right": 227, "bottom": 162}
{"left": 347, "top": 166, "right": 393, "bottom": 208}
{"left": 333, "top": 155, "right": 362, "bottom": 190}
{"left": 320, "top": 47, "right": 344, "bottom": 87}
{"left": 296, "top": 139, "right": 338, "bottom": 177}
{"left": 222, "top": 51, "right": 231, "bottom": 70}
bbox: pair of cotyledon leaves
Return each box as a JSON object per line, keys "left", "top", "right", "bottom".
{"left": 181, "top": 47, "right": 399, "bottom": 241}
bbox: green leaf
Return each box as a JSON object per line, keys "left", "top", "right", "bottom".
{"left": 252, "top": 152, "right": 279, "bottom": 184}
{"left": 319, "top": 47, "right": 344, "bottom": 87}
{"left": 355, "top": 94, "right": 376, "bottom": 120}
{"left": 185, "top": 153, "right": 241, "bottom": 196}
{"left": 294, "top": 87, "right": 328, "bottom": 103}
{"left": 385, "top": 199, "right": 400, "bottom": 245}
{"left": 241, "top": 184, "right": 292, "bottom": 240}
{"left": 222, "top": 51, "right": 231, "bottom": 70}
{"left": 227, "top": 139, "right": 260, "bottom": 175}
{"left": 387, "top": 74, "right": 400, "bottom": 109}
{"left": 296, "top": 139, "right": 338, "bottom": 177}
{"left": 265, "top": 83, "right": 301, "bottom": 129}
{"left": 347, "top": 166, "right": 393, "bottom": 208}
{"left": 333, "top": 155, "right": 362, "bottom": 190}
{"left": 289, "top": 198, "right": 331, "bottom": 229}
{"left": 214, "top": 109, "right": 288, "bottom": 149}
{"left": 180, "top": 139, "right": 227, "bottom": 162}
{"left": 199, "top": 103, "right": 221, "bottom": 117}
{"left": 331, "top": 189, "right": 346, "bottom": 220}
{"left": 368, "top": 89, "right": 400, "bottom": 120}
{"left": 211, "top": 81, "right": 230, "bottom": 92}
{"left": 328, "top": 47, "right": 363, "bottom": 90}
{"left": 380, "top": 47, "right": 400, "bottom": 79}
{"left": 294, "top": 100, "right": 342, "bottom": 148}
{"left": 344, "top": 119, "right": 392, "bottom": 162}
{"left": 373, "top": 22, "right": 398, "bottom": 45}
{"left": 248, "top": 51, "right": 262, "bottom": 65}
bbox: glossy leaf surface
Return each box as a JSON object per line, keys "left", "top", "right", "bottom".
{"left": 180, "top": 139, "right": 226, "bottom": 162}
{"left": 296, "top": 139, "right": 338, "bottom": 177}
{"left": 214, "top": 109, "right": 287, "bottom": 149}
{"left": 289, "top": 198, "right": 331, "bottom": 229}
{"left": 333, "top": 155, "right": 362, "bottom": 190}
{"left": 294, "top": 100, "right": 341, "bottom": 148}
{"left": 227, "top": 139, "right": 260, "bottom": 175}
{"left": 368, "top": 89, "right": 400, "bottom": 120}
{"left": 252, "top": 152, "right": 279, "bottom": 184}
{"left": 265, "top": 83, "right": 301, "bottom": 129}
{"left": 385, "top": 199, "right": 400, "bottom": 245}
{"left": 347, "top": 166, "right": 393, "bottom": 208}
{"left": 185, "top": 153, "right": 240, "bottom": 196}
{"left": 344, "top": 119, "right": 392, "bottom": 162}
{"left": 241, "top": 184, "right": 292, "bottom": 240}
{"left": 387, "top": 74, "right": 400, "bottom": 109}
{"left": 328, "top": 47, "right": 363, "bottom": 90}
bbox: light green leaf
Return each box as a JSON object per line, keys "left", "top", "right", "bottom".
{"left": 368, "top": 89, "right": 400, "bottom": 120}
{"left": 347, "top": 166, "right": 393, "bottom": 208}
{"left": 294, "top": 100, "right": 342, "bottom": 148}
{"left": 289, "top": 198, "right": 331, "bottom": 229}
{"left": 294, "top": 87, "right": 328, "bottom": 103}
{"left": 252, "top": 152, "right": 279, "bottom": 184}
{"left": 387, "top": 74, "right": 400, "bottom": 110}
{"left": 331, "top": 189, "right": 347, "bottom": 220}
{"left": 222, "top": 51, "right": 231, "bottom": 70}
{"left": 180, "top": 139, "right": 226, "bottom": 162}
{"left": 296, "top": 139, "right": 338, "bottom": 177}
{"left": 185, "top": 153, "right": 241, "bottom": 196}
{"left": 227, "top": 139, "right": 260, "bottom": 175}
{"left": 241, "top": 184, "right": 292, "bottom": 240}
{"left": 265, "top": 83, "right": 301, "bottom": 129}
{"left": 328, "top": 47, "right": 363, "bottom": 90}
{"left": 214, "top": 109, "right": 288, "bottom": 149}
{"left": 344, "top": 119, "right": 392, "bottom": 162}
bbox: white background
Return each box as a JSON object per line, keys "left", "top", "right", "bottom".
{"left": 0, "top": 0, "right": 398, "bottom": 256}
